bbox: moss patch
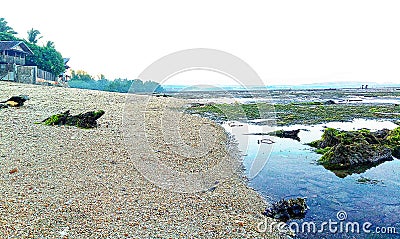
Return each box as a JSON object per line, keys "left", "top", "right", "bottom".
{"left": 188, "top": 102, "right": 400, "bottom": 126}
{"left": 386, "top": 127, "right": 400, "bottom": 158}
{"left": 41, "top": 110, "right": 105, "bottom": 129}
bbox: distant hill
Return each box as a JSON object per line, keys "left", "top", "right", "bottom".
{"left": 162, "top": 81, "right": 400, "bottom": 92}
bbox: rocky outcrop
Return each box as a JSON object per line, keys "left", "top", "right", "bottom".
{"left": 41, "top": 110, "right": 105, "bottom": 128}
{"left": 309, "top": 127, "right": 400, "bottom": 174}
{"left": 386, "top": 127, "right": 400, "bottom": 159}
{"left": 320, "top": 142, "right": 392, "bottom": 167}
{"left": 263, "top": 197, "right": 308, "bottom": 222}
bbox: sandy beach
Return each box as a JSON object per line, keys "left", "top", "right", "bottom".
{"left": 0, "top": 82, "right": 281, "bottom": 238}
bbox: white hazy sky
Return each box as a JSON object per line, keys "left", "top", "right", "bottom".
{"left": 2, "top": 0, "right": 400, "bottom": 85}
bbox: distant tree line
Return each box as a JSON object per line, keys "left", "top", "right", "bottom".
{"left": 68, "top": 70, "right": 164, "bottom": 93}
{"left": 0, "top": 18, "right": 64, "bottom": 76}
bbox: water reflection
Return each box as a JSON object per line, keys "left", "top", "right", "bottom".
{"left": 222, "top": 119, "right": 400, "bottom": 239}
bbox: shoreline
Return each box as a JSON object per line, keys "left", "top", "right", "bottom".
{"left": 0, "top": 82, "right": 282, "bottom": 238}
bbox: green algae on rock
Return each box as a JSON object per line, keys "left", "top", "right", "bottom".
{"left": 386, "top": 127, "right": 400, "bottom": 158}
{"left": 189, "top": 102, "right": 400, "bottom": 126}
{"left": 308, "top": 127, "right": 400, "bottom": 176}
{"left": 41, "top": 110, "right": 105, "bottom": 128}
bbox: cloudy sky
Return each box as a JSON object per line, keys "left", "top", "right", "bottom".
{"left": 3, "top": 0, "right": 400, "bottom": 86}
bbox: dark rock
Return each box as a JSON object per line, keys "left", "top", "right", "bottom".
{"left": 268, "top": 129, "right": 301, "bottom": 141}
{"left": 356, "top": 176, "right": 383, "bottom": 185}
{"left": 0, "top": 95, "right": 30, "bottom": 107}
{"left": 154, "top": 93, "right": 171, "bottom": 97}
{"left": 42, "top": 110, "right": 105, "bottom": 128}
{"left": 373, "top": 129, "right": 390, "bottom": 139}
{"left": 324, "top": 100, "right": 336, "bottom": 105}
{"left": 188, "top": 103, "right": 205, "bottom": 107}
{"left": 392, "top": 146, "right": 400, "bottom": 159}
{"left": 263, "top": 197, "right": 308, "bottom": 222}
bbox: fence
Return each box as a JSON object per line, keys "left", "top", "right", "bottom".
{"left": 0, "top": 65, "right": 57, "bottom": 85}
{"left": 37, "top": 68, "right": 56, "bottom": 81}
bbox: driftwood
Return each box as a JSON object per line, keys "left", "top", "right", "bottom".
{"left": 42, "top": 110, "right": 105, "bottom": 128}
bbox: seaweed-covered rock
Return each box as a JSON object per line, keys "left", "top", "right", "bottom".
{"left": 319, "top": 142, "right": 392, "bottom": 168}
{"left": 373, "top": 128, "right": 390, "bottom": 139}
{"left": 309, "top": 128, "right": 340, "bottom": 148}
{"left": 263, "top": 197, "right": 308, "bottom": 222}
{"left": 0, "top": 95, "right": 30, "bottom": 107}
{"left": 42, "top": 110, "right": 105, "bottom": 128}
{"left": 324, "top": 100, "right": 336, "bottom": 105}
{"left": 386, "top": 127, "right": 400, "bottom": 158}
{"left": 268, "top": 129, "right": 301, "bottom": 141}
{"left": 308, "top": 127, "right": 400, "bottom": 174}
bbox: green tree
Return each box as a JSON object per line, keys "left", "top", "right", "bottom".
{"left": 24, "top": 42, "right": 65, "bottom": 76}
{"left": 71, "top": 70, "right": 94, "bottom": 82}
{"left": 0, "top": 18, "right": 17, "bottom": 35}
{"left": 0, "top": 32, "right": 18, "bottom": 41}
{"left": 45, "top": 41, "right": 55, "bottom": 48}
{"left": 68, "top": 74, "right": 164, "bottom": 93}
{"left": 27, "top": 28, "right": 42, "bottom": 44}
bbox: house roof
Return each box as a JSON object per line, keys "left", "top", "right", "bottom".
{"left": 63, "top": 58, "right": 70, "bottom": 69}
{"left": 0, "top": 41, "right": 34, "bottom": 55}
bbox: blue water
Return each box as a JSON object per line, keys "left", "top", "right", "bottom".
{"left": 223, "top": 119, "right": 400, "bottom": 239}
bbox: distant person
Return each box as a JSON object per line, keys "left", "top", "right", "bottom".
{"left": 365, "top": 85, "right": 368, "bottom": 89}
{"left": 361, "top": 85, "right": 364, "bottom": 89}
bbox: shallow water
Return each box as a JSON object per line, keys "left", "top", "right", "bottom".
{"left": 194, "top": 96, "right": 400, "bottom": 105}
{"left": 222, "top": 119, "right": 400, "bottom": 239}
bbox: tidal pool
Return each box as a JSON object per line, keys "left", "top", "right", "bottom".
{"left": 222, "top": 119, "right": 400, "bottom": 239}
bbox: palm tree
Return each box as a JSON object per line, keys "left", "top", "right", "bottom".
{"left": 46, "top": 41, "right": 55, "bottom": 48}
{"left": 0, "top": 18, "right": 17, "bottom": 35}
{"left": 27, "top": 28, "right": 43, "bottom": 44}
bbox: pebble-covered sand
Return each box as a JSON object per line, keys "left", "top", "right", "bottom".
{"left": 0, "top": 82, "right": 283, "bottom": 238}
